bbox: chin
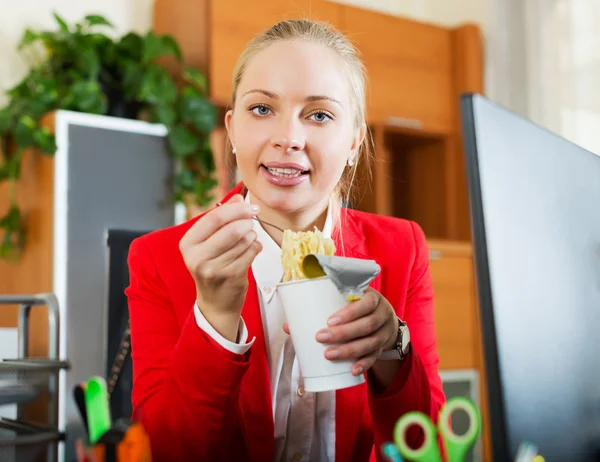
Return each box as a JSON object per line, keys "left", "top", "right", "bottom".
{"left": 262, "top": 191, "right": 306, "bottom": 213}
{"left": 252, "top": 181, "right": 312, "bottom": 213}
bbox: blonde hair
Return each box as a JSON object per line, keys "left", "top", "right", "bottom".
{"left": 227, "top": 18, "right": 373, "bottom": 229}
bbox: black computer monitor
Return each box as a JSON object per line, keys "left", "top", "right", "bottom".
{"left": 461, "top": 93, "right": 600, "bottom": 462}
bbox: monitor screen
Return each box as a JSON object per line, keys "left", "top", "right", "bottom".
{"left": 461, "top": 94, "right": 600, "bottom": 461}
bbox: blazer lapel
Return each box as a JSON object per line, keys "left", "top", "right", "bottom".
{"left": 239, "top": 269, "right": 275, "bottom": 462}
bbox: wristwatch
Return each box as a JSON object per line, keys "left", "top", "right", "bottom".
{"left": 378, "top": 317, "right": 411, "bottom": 361}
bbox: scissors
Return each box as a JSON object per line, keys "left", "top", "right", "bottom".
{"left": 393, "top": 397, "right": 481, "bottom": 462}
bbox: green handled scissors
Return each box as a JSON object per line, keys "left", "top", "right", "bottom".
{"left": 393, "top": 397, "right": 481, "bottom": 462}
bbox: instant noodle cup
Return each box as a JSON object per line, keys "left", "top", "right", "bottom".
{"left": 277, "top": 254, "right": 381, "bottom": 392}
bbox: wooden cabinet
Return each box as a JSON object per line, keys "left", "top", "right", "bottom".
{"left": 342, "top": 7, "right": 454, "bottom": 134}
{"left": 428, "top": 239, "right": 492, "bottom": 461}
{"left": 154, "top": 1, "right": 480, "bottom": 144}
{"left": 209, "top": 0, "right": 343, "bottom": 105}
{"left": 428, "top": 240, "right": 477, "bottom": 370}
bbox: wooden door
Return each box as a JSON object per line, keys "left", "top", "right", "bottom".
{"left": 209, "top": 0, "right": 343, "bottom": 106}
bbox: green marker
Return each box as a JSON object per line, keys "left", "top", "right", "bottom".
{"left": 84, "top": 376, "right": 112, "bottom": 444}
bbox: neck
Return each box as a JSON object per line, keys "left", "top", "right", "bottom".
{"left": 248, "top": 192, "right": 330, "bottom": 246}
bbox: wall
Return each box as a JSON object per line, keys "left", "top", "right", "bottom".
{"left": 0, "top": 0, "right": 153, "bottom": 105}
{"left": 331, "top": 0, "right": 489, "bottom": 28}
{"left": 0, "top": 0, "right": 489, "bottom": 104}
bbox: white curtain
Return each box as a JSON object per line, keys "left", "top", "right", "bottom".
{"left": 486, "top": 0, "right": 600, "bottom": 156}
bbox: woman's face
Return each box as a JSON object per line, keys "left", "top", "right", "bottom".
{"left": 225, "top": 39, "right": 363, "bottom": 215}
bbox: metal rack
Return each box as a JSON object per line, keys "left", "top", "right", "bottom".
{"left": 0, "top": 293, "right": 70, "bottom": 462}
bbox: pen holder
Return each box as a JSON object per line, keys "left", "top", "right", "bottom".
{"left": 91, "top": 419, "right": 152, "bottom": 462}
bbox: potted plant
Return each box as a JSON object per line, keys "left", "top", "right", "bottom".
{"left": 0, "top": 12, "right": 219, "bottom": 259}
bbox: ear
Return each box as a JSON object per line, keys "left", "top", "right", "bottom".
{"left": 349, "top": 122, "right": 367, "bottom": 163}
{"left": 225, "top": 109, "right": 235, "bottom": 149}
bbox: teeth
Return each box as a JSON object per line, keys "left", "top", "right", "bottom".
{"left": 267, "top": 167, "right": 305, "bottom": 178}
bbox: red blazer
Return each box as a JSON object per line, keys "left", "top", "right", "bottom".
{"left": 125, "top": 183, "right": 446, "bottom": 462}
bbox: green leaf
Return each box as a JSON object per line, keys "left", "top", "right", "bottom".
{"left": 84, "top": 14, "right": 114, "bottom": 28}
{"left": 0, "top": 108, "right": 13, "bottom": 134}
{"left": 138, "top": 66, "right": 177, "bottom": 105}
{"left": 183, "top": 68, "right": 208, "bottom": 92}
{"left": 117, "top": 33, "right": 143, "bottom": 59}
{"left": 1, "top": 151, "right": 24, "bottom": 181}
{"left": 33, "top": 127, "right": 57, "bottom": 154}
{"left": 168, "top": 124, "right": 201, "bottom": 157}
{"left": 196, "top": 141, "right": 216, "bottom": 172}
{"left": 64, "top": 81, "right": 106, "bottom": 114}
{"left": 7, "top": 79, "right": 33, "bottom": 99}
{"left": 18, "top": 29, "right": 40, "bottom": 49}
{"left": 162, "top": 35, "right": 182, "bottom": 62}
{"left": 0, "top": 205, "right": 26, "bottom": 260}
{"left": 174, "top": 169, "right": 196, "bottom": 192}
{"left": 121, "top": 60, "right": 145, "bottom": 99}
{"left": 178, "top": 86, "right": 217, "bottom": 133}
{"left": 142, "top": 32, "right": 182, "bottom": 63}
{"left": 0, "top": 163, "right": 9, "bottom": 181}
{"left": 151, "top": 105, "right": 177, "bottom": 127}
{"left": 77, "top": 46, "right": 101, "bottom": 77}
{"left": 194, "top": 177, "right": 218, "bottom": 206}
{"left": 52, "top": 12, "right": 70, "bottom": 32}
{"left": 14, "top": 116, "right": 37, "bottom": 148}
{"left": 0, "top": 206, "right": 22, "bottom": 230}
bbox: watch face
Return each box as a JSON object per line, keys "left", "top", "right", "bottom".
{"left": 400, "top": 325, "right": 410, "bottom": 353}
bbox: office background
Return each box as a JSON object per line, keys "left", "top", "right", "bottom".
{"left": 0, "top": 1, "right": 598, "bottom": 461}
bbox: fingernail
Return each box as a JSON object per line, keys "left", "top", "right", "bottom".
{"left": 327, "top": 349, "right": 340, "bottom": 359}
{"left": 355, "top": 366, "right": 364, "bottom": 375}
{"left": 250, "top": 205, "right": 260, "bottom": 213}
{"left": 316, "top": 332, "right": 332, "bottom": 342}
{"left": 328, "top": 316, "right": 341, "bottom": 326}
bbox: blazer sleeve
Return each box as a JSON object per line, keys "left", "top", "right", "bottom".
{"left": 126, "top": 236, "right": 251, "bottom": 462}
{"left": 367, "top": 221, "right": 446, "bottom": 452}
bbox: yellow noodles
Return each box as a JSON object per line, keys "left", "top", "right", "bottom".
{"left": 281, "top": 227, "right": 336, "bottom": 282}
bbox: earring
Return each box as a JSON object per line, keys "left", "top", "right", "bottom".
{"left": 232, "top": 147, "right": 237, "bottom": 155}
{"left": 347, "top": 157, "right": 355, "bottom": 167}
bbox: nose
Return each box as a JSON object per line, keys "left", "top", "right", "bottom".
{"left": 271, "top": 118, "right": 306, "bottom": 153}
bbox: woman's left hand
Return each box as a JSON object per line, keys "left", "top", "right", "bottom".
{"left": 314, "top": 287, "right": 399, "bottom": 376}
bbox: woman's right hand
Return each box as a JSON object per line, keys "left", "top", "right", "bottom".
{"left": 179, "top": 194, "right": 262, "bottom": 341}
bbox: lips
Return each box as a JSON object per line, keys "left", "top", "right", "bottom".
{"left": 263, "top": 166, "right": 309, "bottom": 178}
{"left": 260, "top": 163, "right": 310, "bottom": 187}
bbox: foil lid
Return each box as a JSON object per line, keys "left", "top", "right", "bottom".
{"left": 302, "top": 254, "right": 381, "bottom": 299}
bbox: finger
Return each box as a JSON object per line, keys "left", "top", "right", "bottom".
{"left": 75, "top": 439, "right": 94, "bottom": 462}
{"left": 199, "top": 218, "right": 255, "bottom": 260}
{"left": 211, "top": 230, "right": 258, "bottom": 267}
{"left": 324, "top": 329, "right": 384, "bottom": 361}
{"left": 222, "top": 240, "right": 263, "bottom": 277}
{"left": 317, "top": 311, "right": 387, "bottom": 344}
{"left": 181, "top": 196, "right": 259, "bottom": 245}
{"left": 327, "top": 291, "right": 379, "bottom": 326}
{"left": 282, "top": 322, "right": 290, "bottom": 334}
{"left": 75, "top": 439, "right": 85, "bottom": 460}
{"left": 351, "top": 353, "right": 379, "bottom": 376}
{"left": 227, "top": 194, "right": 244, "bottom": 204}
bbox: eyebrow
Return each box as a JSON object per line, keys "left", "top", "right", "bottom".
{"left": 242, "top": 89, "right": 342, "bottom": 106}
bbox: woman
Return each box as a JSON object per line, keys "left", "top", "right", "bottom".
{"left": 125, "top": 19, "right": 445, "bottom": 462}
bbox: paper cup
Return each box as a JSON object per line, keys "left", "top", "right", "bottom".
{"left": 276, "top": 276, "right": 366, "bottom": 392}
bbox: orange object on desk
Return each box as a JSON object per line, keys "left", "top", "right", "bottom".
{"left": 92, "top": 422, "right": 152, "bottom": 462}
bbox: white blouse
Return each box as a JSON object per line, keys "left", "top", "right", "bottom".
{"left": 194, "top": 194, "right": 336, "bottom": 462}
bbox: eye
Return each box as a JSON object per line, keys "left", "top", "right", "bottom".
{"left": 309, "top": 111, "right": 333, "bottom": 123}
{"left": 249, "top": 104, "right": 272, "bottom": 116}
